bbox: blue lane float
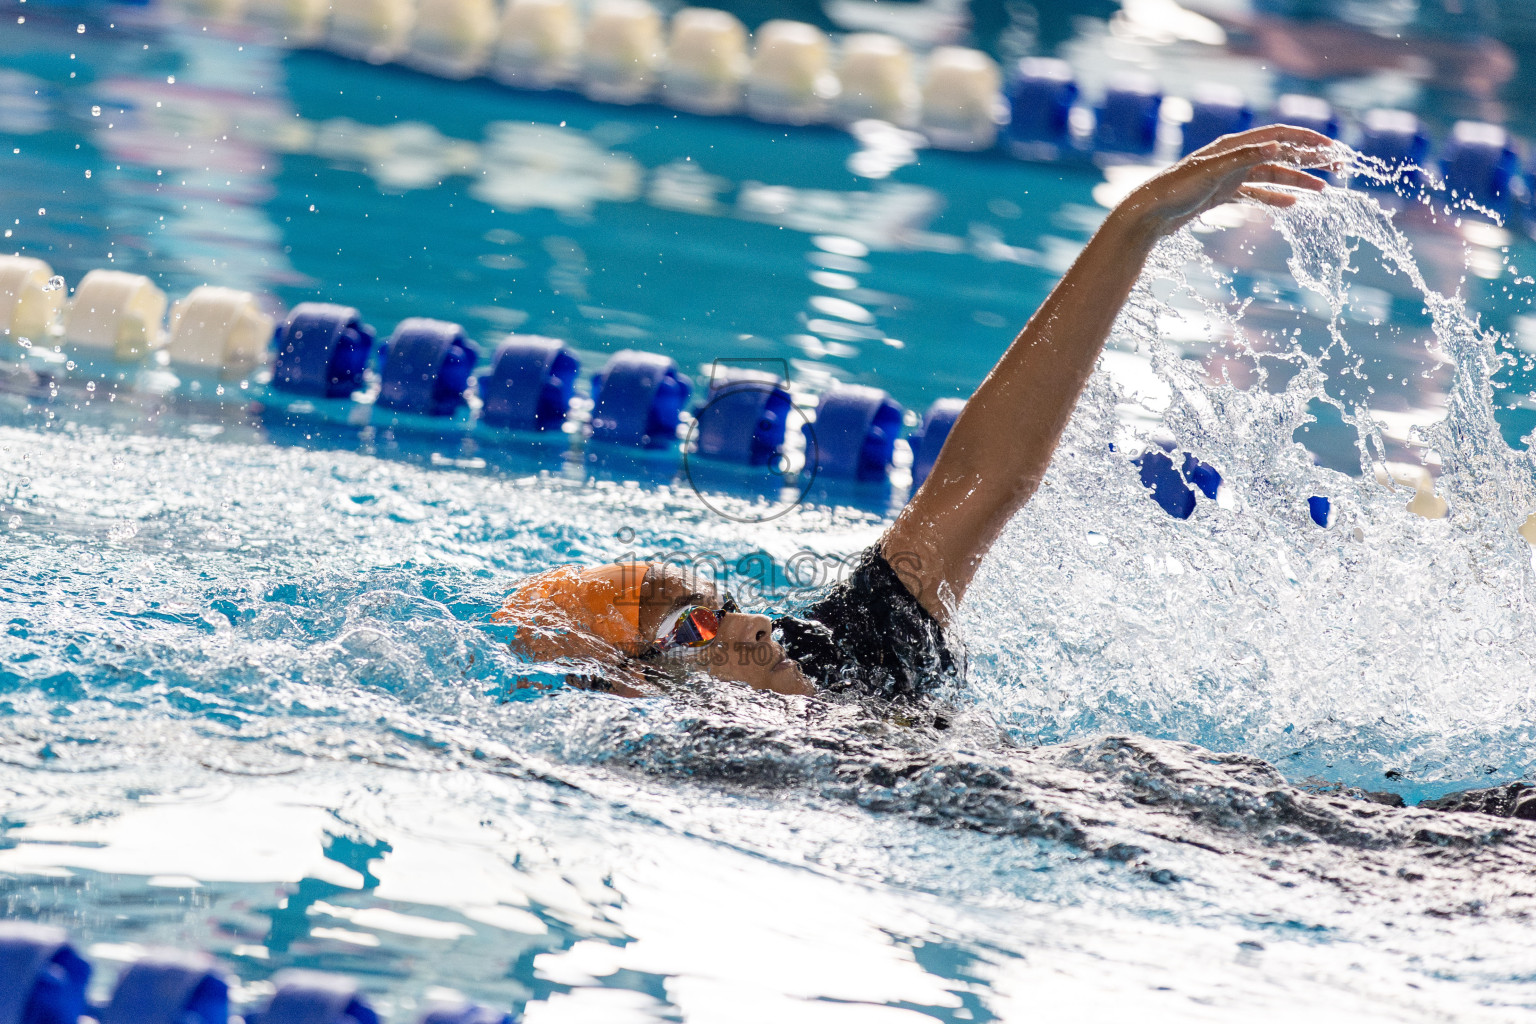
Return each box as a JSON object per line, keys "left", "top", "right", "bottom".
{"left": 1440, "top": 121, "right": 1521, "bottom": 217}
{"left": 908, "top": 397, "right": 965, "bottom": 490}
{"left": 100, "top": 951, "right": 228, "bottom": 1024}
{"left": 271, "top": 303, "right": 376, "bottom": 398}
{"left": 1005, "top": 57, "right": 1077, "bottom": 154}
{"left": 252, "top": 971, "right": 380, "bottom": 1024}
{"left": 0, "top": 924, "right": 91, "bottom": 1024}
{"left": 805, "top": 385, "right": 903, "bottom": 482}
{"left": 1270, "top": 93, "right": 1338, "bottom": 139}
{"left": 419, "top": 1004, "right": 515, "bottom": 1024}
{"left": 1356, "top": 109, "right": 1430, "bottom": 191}
{"left": 376, "top": 318, "right": 480, "bottom": 416}
{"left": 1135, "top": 449, "right": 1221, "bottom": 520}
{"left": 1181, "top": 85, "right": 1252, "bottom": 156}
{"left": 589, "top": 350, "right": 692, "bottom": 448}
{"left": 1181, "top": 453, "right": 1221, "bottom": 502}
{"left": 0, "top": 929, "right": 519, "bottom": 1024}
{"left": 691, "top": 369, "right": 792, "bottom": 465}
{"left": 1308, "top": 495, "right": 1333, "bottom": 528}
{"left": 1270, "top": 94, "right": 1339, "bottom": 180}
{"left": 478, "top": 335, "right": 579, "bottom": 431}
{"left": 1094, "top": 73, "right": 1161, "bottom": 158}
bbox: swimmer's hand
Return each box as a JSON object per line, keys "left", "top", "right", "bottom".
{"left": 1117, "top": 124, "right": 1341, "bottom": 242}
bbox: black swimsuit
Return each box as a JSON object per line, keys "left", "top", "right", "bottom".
{"left": 774, "top": 545, "right": 960, "bottom": 702}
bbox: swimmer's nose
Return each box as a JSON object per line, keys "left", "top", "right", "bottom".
{"left": 720, "top": 611, "right": 773, "bottom": 643}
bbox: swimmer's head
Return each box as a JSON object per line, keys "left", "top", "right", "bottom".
{"left": 495, "top": 562, "right": 813, "bottom": 695}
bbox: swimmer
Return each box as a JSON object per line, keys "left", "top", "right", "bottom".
{"left": 496, "top": 125, "right": 1339, "bottom": 701}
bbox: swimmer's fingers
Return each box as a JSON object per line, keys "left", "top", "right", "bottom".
{"left": 1194, "top": 124, "right": 1338, "bottom": 162}
{"left": 1236, "top": 183, "right": 1305, "bottom": 208}
{"left": 1125, "top": 138, "right": 1335, "bottom": 235}
{"left": 1244, "top": 163, "right": 1327, "bottom": 192}
{"left": 1201, "top": 140, "right": 1338, "bottom": 182}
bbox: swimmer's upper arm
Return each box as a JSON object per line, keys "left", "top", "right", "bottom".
{"left": 881, "top": 205, "right": 1158, "bottom": 623}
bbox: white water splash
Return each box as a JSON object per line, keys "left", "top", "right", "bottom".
{"left": 965, "top": 174, "right": 1536, "bottom": 794}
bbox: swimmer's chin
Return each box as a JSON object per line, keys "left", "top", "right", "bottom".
{"left": 758, "top": 657, "right": 815, "bottom": 696}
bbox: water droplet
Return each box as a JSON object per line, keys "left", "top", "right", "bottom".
{"left": 167, "top": 75, "right": 176, "bottom": 84}
{"left": 36, "top": 207, "right": 45, "bottom": 216}
{"left": 91, "top": 105, "right": 100, "bottom": 116}
{"left": 86, "top": 380, "right": 96, "bottom": 392}
{"left": 43, "top": 275, "right": 63, "bottom": 292}
{"left": 76, "top": 23, "right": 85, "bottom": 33}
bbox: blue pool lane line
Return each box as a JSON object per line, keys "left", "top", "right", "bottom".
{"left": 0, "top": 923, "right": 516, "bottom": 1024}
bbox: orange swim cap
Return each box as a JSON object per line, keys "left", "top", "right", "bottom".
{"left": 493, "top": 562, "right": 652, "bottom": 657}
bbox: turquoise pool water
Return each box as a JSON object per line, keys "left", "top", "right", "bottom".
{"left": 6, "top": 5, "right": 1536, "bottom": 1022}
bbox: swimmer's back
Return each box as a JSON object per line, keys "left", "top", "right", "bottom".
{"left": 775, "top": 546, "right": 959, "bottom": 702}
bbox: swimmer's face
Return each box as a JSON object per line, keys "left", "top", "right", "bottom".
{"left": 637, "top": 565, "right": 813, "bottom": 697}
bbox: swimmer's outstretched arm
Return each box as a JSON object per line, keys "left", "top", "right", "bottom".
{"left": 882, "top": 125, "right": 1337, "bottom": 624}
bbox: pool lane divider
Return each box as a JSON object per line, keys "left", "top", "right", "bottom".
{"left": 0, "top": 923, "right": 516, "bottom": 1024}
{"left": 692, "top": 367, "right": 793, "bottom": 465}
{"left": 478, "top": 335, "right": 579, "bottom": 431}
{"left": 271, "top": 303, "right": 374, "bottom": 398}
{"left": 0, "top": 922, "right": 91, "bottom": 1024}
{"left": 377, "top": 317, "right": 480, "bottom": 416}
{"left": 173, "top": 0, "right": 1535, "bottom": 213}
{"left": 588, "top": 349, "right": 691, "bottom": 448}
{"left": 0, "top": 255, "right": 1418, "bottom": 526}
{"left": 0, "top": 269, "right": 923, "bottom": 485}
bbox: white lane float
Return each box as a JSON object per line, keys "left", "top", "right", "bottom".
{"left": 165, "top": 286, "right": 275, "bottom": 379}
{"left": 172, "top": 0, "right": 248, "bottom": 19}
{"left": 0, "top": 256, "right": 64, "bottom": 345}
{"left": 662, "top": 7, "right": 749, "bottom": 116}
{"left": 327, "top": 0, "right": 415, "bottom": 63}
{"left": 746, "top": 20, "right": 837, "bottom": 125}
{"left": 243, "top": 0, "right": 330, "bottom": 44}
{"left": 833, "top": 33, "right": 917, "bottom": 126}
{"left": 61, "top": 270, "right": 167, "bottom": 362}
{"left": 581, "top": 0, "right": 664, "bottom": 105}
{"left": 1377, "top": 462, "right": 1449, "bottom": 520}
{"left": 921, "top": 46, "right": 1002, "bottom": 151}
{"left": 491, "top": 0, "right": 582, "bottom": 87}
{"left": 405, "top": 0, "right": 498, "bottom": 78}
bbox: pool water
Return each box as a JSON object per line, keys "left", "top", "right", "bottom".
{"left": 6, "top": 5, "right": 1536, "bottom": 1022}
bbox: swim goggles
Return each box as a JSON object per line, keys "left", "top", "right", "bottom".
{"left": 652, "top": 596, "right": 738, "bottom": 652}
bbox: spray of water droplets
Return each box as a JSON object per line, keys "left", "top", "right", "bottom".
{"left": 964, "top": 161, "right": 1536, "bottom": 793}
